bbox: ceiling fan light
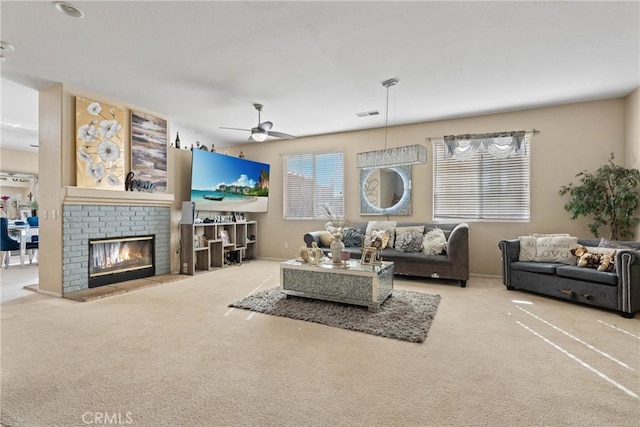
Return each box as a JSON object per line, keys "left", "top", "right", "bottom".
{"left": 252, "top": 131, "right": 268, "bottom": 142}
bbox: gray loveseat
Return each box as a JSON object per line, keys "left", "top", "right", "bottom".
{"left": 304, "top": 222, "right": 469, "bottom": 287}
{"left": 498, "top": 238, "right": 640, "bottom": 318}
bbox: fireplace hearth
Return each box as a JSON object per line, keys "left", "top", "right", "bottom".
{"left": 89, "top": 235, "right": 155, "bottom": 288}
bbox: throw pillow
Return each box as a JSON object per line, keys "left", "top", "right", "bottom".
{"left": 518, "top": 236, "right": 537, "bottom": 261}
{"left": 585, "top": 246, "right": 617, "bottom": 256}
{"left": 599, "top": 238, "right": 634, "bottom": 251}
{"left": 395, "top": 230, "right": 424, "bottom": 252}
{"left": 342, "top": 228, "right": 364, "bottom": 248}
{"left": 395, "top": 225, "right": 425, "bottom": 236}
{"left": 369, "top": 229, "right": 391, "bottom": 250}
{"left": 423, "top": 228, "right": 447, "bottom": 256}
{"left": 365, "top": 221, "right": 397, "bottom": 248}
{"left": 318, "top": 231, "right": 335, "bottom": 247}
{"left": 426, "top": 227, "right": 452, "bottom": 241}
{"left": 533, "top": 235, "right": 578, "bottom": 265}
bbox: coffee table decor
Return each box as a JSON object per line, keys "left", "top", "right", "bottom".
{"left": 229, "top": 287, "right": 441, "bottom": 343}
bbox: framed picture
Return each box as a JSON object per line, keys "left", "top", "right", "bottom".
{"left": 75, "top": 96, "right": 125, "bottom": 190}
{"left": 219, "top": 229, "right": 230, "bottom": 245}
{"left": 130, "top": 110, "right": 168, "bottom": 192}
{"left": 20, "top": 209, "right": 31, "bottom": 221}
{"left": 361, "top": 247, "right": 376, "bottom": 266}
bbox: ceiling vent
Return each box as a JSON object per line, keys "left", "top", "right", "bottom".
{"left": 356, "top": 110, "right": 380, "bottom": 117}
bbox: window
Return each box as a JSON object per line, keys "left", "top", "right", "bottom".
{"left": 432, "top": 136, "right": 530, "bottom": 221}
{"left": 283, "top": 151, "right": 344, "bottom": 219}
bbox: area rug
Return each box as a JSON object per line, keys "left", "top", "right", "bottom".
{"left": 229, "top": 288, "right": 440, "bottom": 343}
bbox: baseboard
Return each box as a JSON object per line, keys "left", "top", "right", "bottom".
{"left": 470, "top": 273, "right": 502, "bottom": 279}
{"left": 37, "top": 288, "right": 62, "bottom": 298}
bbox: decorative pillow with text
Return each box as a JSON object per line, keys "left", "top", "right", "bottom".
{"left": 533, "top": 235, "right": 578, "bottom": 265}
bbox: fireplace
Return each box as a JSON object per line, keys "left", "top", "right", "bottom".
{"left": 88, "top": 235, "right": 155, "bottom": 288}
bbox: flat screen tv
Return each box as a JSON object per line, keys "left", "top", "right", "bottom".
{"left": 190, "top": 149, "right": 270, "bottom": 213}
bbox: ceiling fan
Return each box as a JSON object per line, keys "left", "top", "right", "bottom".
{"left": 220, "top": 103, "right": 295, "bottom": 142}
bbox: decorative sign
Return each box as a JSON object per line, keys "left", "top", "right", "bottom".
{"left": 125, "top": 171, "right": 157, "bottom": 193}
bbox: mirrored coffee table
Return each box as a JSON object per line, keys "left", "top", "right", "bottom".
{"left": 280, "top": 259, "right": 394, "bottom": 312}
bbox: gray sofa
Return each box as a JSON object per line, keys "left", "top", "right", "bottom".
{"left": 498, "top": 238, "right": 640, "bottom": 318}
{"left": 304, "top": 222, "right": 469, "bottom": 287}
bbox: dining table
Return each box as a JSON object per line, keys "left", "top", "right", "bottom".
{"left": 7, "top": 222, "right": 38, "bottom": 267}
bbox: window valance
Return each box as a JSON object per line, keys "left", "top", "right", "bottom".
{"left": 443, "top": 130, "right": 527, "bottom": 160}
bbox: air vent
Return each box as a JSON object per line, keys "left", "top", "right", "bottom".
{"left": 356, "top": 110, "right": 380, "bottom": 117}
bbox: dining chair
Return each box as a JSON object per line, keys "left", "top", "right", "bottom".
{"left": 1, "top": 217, "right": 20, "bottom": 268}
{"left": 0, "top": 217, "right": 39, "bottom": 268}
{"left": 26, "top": 216, "right": 39, "bottom": 261}
{"left": 27, "top": 216, "right": 39, "bottom": 243}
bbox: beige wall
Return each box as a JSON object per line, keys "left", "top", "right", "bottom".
{"left": 239, "top": 98, "right": 628, "bottom": 276}
{"left": 0, "top": 148, "right": 38, "bottom": 174}
{"left": 27, "top": 90, "right": 640, "bottom": 293}
{"left": 625, "top": 88, "right": 640, "bottom": 238}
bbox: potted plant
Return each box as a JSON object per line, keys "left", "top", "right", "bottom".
{"left": 30, "top": 201, "right": 38, "bottom": 217}
{"left": 559, "top": 153, "right": 640, "bottom": 240}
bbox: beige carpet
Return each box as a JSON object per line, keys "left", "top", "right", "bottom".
{"left": 1, "top": 260, "right": 638, "bottom": 426}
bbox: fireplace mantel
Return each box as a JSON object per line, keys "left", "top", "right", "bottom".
{"left": 63, "top": 186, "right": 174, "bottom": 207}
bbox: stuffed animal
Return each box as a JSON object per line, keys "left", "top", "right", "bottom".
{"left": 571, "top": 245, "right": 616, "bottom": 271}
{"left": 597, "top": 252, "right": 616, "bottom": 272}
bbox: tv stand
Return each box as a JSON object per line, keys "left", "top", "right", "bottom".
{"left": 180, "top": 220, "right": 257, "bottom": 275}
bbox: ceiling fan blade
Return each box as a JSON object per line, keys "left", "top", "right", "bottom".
{"left": 219, "top": 126, "right": 251, "bottom": 132}
{"left": 258, "top": 121, "right": 273, "bottom": 132}
{"left": 267, "top": 131, "right": 296, "bottom": 140}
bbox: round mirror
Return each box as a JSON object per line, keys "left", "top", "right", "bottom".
{"left": 364, "top": 168, "right": 404, "bottom": 209}
{"left": 360, "top": 165, "right": 411, "bottom": 215}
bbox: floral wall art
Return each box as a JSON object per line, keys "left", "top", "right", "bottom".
{"left": 130, "top": 111, "right": 168, "bottom": 192}
{"left": 75, "top": 96, "right": 125, "bottom": 190}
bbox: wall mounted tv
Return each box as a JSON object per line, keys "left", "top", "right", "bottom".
{"left": 190, "top": 149, "right": 270, "bottom": 213}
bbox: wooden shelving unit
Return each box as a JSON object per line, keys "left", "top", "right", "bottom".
{"left": 180, "top": 220, "right": 257, "bottom": 275}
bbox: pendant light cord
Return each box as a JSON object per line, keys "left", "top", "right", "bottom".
{"left": 384, "top": 84, "right": 390, "bottom": 149}
{"left": 382, "top": 78, "right": 398, "bottom": 149}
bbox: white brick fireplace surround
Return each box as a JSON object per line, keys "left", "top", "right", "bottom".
{"left": 62, "top": 204, "right": 171, "bottom": 294}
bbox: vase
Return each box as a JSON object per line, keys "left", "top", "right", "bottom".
{"left": 330, "top": 236, "right": 344, "bottom": 264}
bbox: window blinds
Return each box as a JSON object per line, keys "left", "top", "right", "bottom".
{"left": 433, "top": 136, "right": 530, "bottom": 221}
{"left": 283, "top": 151, "right": 344, "bottom": 220}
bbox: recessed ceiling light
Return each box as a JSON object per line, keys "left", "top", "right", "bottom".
{"left": 0, "top": 41, "right": 15, "bottom": 61}
{"left": 52, "top": 1, "right": 85, "bottom": 18}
